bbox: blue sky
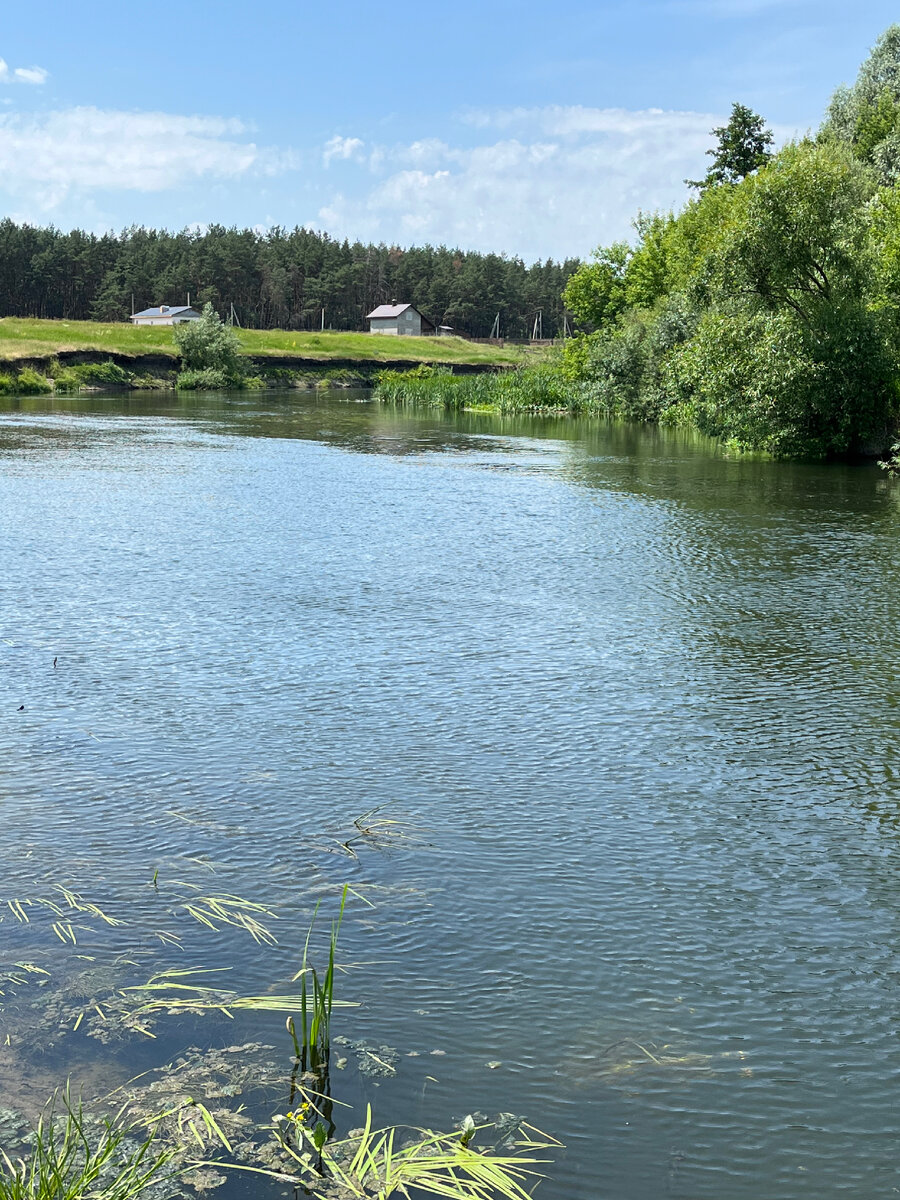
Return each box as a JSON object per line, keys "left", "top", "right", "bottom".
{"left": 0, "top": 0, "right": 896, "bottom": 260}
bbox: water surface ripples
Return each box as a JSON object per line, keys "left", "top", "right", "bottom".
{"left": 2, "top": 393, "right": 900, "bottom": 1198}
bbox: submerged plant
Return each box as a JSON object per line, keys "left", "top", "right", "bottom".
{"left": 0, "top": 1091, "right": 174, "bottom": 1200}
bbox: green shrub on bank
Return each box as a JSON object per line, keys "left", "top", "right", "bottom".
{"left": 175, "top": 367, "right": 231, "bottom": 391}
{"left": 1, "top": 366, "right": 55, "bottom": 394}
{"left": 52, "top": 359, "right": 133, "bottom": 393}
{"left": 173, "top": 304, "right": 244, "bottom": 383}
{"left": 78, "top": 360, "right": 132, "bottom": 386}
{"left": 563, "top": 293, "right": 699, "bottom": 422}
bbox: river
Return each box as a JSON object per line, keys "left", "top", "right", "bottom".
{"left": 1, "top": 389, "right": 900, "bottom": 1199}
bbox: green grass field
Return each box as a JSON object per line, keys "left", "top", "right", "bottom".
{"left": 0, "top": 318, "right": 532, "bottom": 366}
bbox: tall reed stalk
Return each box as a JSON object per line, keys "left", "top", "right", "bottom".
{"left": 287, "top": 885, "right": 348, "bottom": 1076}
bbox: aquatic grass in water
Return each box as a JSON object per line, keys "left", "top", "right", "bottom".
{"left": 0, "top": 1091, "right": 174, "bottom": 1200}
{"left": 374, "top": 363, "right": 586, "bottom": 414}
{"left": 289, "top": 886, "right": 348, "bottom": 1076}
{"left": 171, "top": 889, "right": 279, "bottom": 945}
{"left": 272, "top": 1105, "right": 559, "bottom": 1200}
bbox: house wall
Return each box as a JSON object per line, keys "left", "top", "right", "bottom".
{"left": 369, "top": 317, "right": 401, "bottom": 335}
{"left": 131, "top": 313, "right": 201, "bottom": 326}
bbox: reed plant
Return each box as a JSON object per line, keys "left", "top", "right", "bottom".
{"left": 0, "top": 1091, "right": 174, "bottom": 1200}
{"left": 288, "top": 885, "right": 348, "bottom": 1076}
{"left": 274, "top": 1105, "right": 558, "bottom": 1200}
{"left": 373, "top": 363, "right": 584, "bottom": 414}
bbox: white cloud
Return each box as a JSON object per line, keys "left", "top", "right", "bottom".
{"left": 14, "top": 66, "right": 49, "bottom": 85}
{"left": 0, "top": 57, "right": 49, "bottom": 84}
{"left": 0, "top": 107, "right": 262, "bottom": 207}
{"left": 315, "top": 106, "right": 731, "bottom": 260}
{"left": 312, "top": 104, "right": 804, "bottom": 260}
{"left": 322, "top": 134, "right": 364, "bottom": 166}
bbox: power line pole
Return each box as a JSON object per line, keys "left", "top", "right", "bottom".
{"left": 532, "top": 308, "right": 542, "bottom": 341}
{"left": 490, "top": 312, "right": 500, "bottom": 340}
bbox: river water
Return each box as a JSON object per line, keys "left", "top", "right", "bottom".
{"left": 2, "top": 389, "right": 900, "bottom": 1199}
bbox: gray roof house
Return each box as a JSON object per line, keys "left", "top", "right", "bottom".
{"left": 366, "top": 303, "right": 435, "bottom": 336}
{"left": 131, "top": 304, "right": 202, "bottom": 326}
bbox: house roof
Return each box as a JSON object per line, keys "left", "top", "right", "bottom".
{"left": 366, "top": 303, "right": 417, "bottom": 319}
{"left": 132, "top": 305, "right": 199, "bottom": 318}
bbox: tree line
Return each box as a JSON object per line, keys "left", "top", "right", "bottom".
{"left": 560, "top": 26, "right": 900, "bottom": 458}
{"left": 0, "top": 220, "right": 579, "bottom": 339}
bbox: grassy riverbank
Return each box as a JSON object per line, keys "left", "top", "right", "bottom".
{"left": 374, "top": 363, "right": 589, "bottom": 415}
{"left": 0, "top": 317, "right": 526, "bottom": 367}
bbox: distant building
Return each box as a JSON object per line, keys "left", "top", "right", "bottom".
{"left": 131, "top": 304, "right": 202, "bottom": 327}
{"left": 366, "top": 302, "right": 435, "bottom": 336}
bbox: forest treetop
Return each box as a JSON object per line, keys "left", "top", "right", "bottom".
{"left": 0, "top": 221, "right": 578, "bottom": 341}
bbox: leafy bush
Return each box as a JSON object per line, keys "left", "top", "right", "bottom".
{"left": 564, "top": 293, "right": 699, "bottom": 421}
{"left": 52, "top": 360, "right": 133, "bottom": 393}
{"left": 173, "top": 304, "right": 243, "bottom": 382}
{"left": 16, "top": 367, "right": 52, "bottom": 394}
{"left": 175, "top": 367, "right": 231, "bottom": 391}
{"left": 78, "top": 360, "right": 131, "bottom": 385}
{"left": 668, "top": 303, "right": 897, "bottom": 457}
{"left": 52, "top": 367, "right": 81, "bottom": 393}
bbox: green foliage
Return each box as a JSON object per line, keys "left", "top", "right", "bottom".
{"left": 53, "top": 359, "right": 132, "bottom": 393}
{"left": 709, "top": 141, "right": 876, "bottom": 317}
{"left": 686, "top": 102, "right": 774, "bottom": 190}
{"left": 564, "top": 293, "right": 699, "bottom": 421}
{"left": 562, "top": 242, "right": 629, "bottom": 329}
{"left": 566, "top": 99, "right": 900, "bottom": 457}
{"left": 289, "top": 886, "right": 348, "bottom": 1077}
{"left": 853, "top": 87, "right": 900, "bottom": 165}
{"left": 625, "top": 213, "right": 675, "bottom": 308}
{"left": 78, "top": 360, "right": 131, "bottom": 385}
{"left": 273, "top": 1105, "right": 557, "bottom": 1200}
{"left": 175, "top": 367, "right": 232, "bottom": 391}
{"left": 173, "top": 305, "right": 243, "bottom": 381}
{"left": 375, "top": 364, "right": 579, "bottom": 414}
{"left": 15, "top": 367, "right": 53, "bottom": 394}
{"left": 668, "top": 303, "right": 897, "bottom": 457}
{"left": 824, "top": 26, "right": 900, "bottom": 182}
{"left": 0, "top": 1091, "right": 173, "bottom": 1200}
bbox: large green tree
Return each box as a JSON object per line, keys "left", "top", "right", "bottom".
{"left": 687, "top": 102, "right": 774, "bottom": 191}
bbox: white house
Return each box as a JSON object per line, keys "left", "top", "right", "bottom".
{"left": 366, "top": 302, "right": 435, "bottom": 336}
{"left": 131, "top": 304, "right": 202, "bottom": 327}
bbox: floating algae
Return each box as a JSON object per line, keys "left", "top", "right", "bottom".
{"left": 333, "top": 1035, "right": 400, "bottom": 1079}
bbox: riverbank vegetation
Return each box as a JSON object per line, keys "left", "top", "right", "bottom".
{"left": 561, "top": 28, "right": 900, "bottom": 458}
{"left": 379, "top": 28, "right": 900, "bottom": 460}
{"left": 375, "top": 363, "right": 576, "bottom": 413}
{"left": 0, "top": 318, "right": 524, "bottom": 368}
